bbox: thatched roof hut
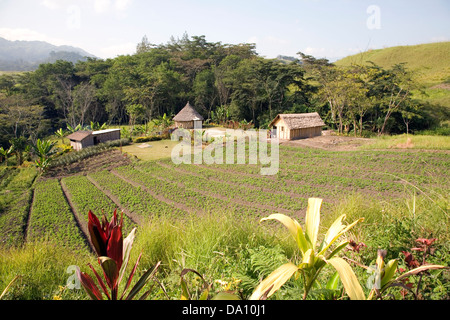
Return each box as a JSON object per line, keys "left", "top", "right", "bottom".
{"left": 269, "top": 112, "right": 325, "bottom": 140}
{"left": 173, "top": 102, "right": 204, "bottom": 129}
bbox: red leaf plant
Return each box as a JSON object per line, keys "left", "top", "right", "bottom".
{"left": 76, "top": 210, "right": 161, "bottom": 300}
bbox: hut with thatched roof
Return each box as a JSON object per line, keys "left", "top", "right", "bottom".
{"left": 269, "top": 112, "right": 325, "bottom": 140}
{"left": 173, "top": 102, "right": 204, "bottom": 129}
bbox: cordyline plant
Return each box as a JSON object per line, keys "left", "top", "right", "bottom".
{"left": 76, "top": 210, "right": 161, "bottom": 300}
{"left": 250, "top": 198, "right": 366, "bottom": 300}
{"left": 364, "top": 247, "right": 446, "bottom": 300}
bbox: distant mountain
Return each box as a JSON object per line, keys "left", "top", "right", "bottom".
{"left": 276, "top": 55, "right": 301, "bottom": 65}
{"left": 0, "top": 37, "right": 96, "bottom": 71}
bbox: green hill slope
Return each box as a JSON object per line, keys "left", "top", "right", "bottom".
{"left": 335, "top": 42, "right": 450, "bottom": 109}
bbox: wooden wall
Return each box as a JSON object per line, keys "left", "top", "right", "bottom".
{"left": 271, "top": 117, "right": 322, "bottom": 140}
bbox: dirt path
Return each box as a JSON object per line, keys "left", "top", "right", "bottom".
{"left": 281, "top": 134, "right": 373, "bottom": 151}
{"left": 137, "top": 163, "right": 294, "bottom": 215}
{"left": 24, "top": 189, "right": 35, "bottom": 243}
{"left": 109, "top": 169, "right": 197, "bottom": 216}
{"left": 43, "top": 149, "right": 132, "bottom": 180}
{"left": 86, "top": 174, "right": 143, "bottom": 225}
{"left": 58, "top": 179, "right": 94, "bottom": 253}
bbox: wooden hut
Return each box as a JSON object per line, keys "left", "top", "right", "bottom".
{"left": 173, "top": 102, "right": 204, "bottom": 129}
{"left": 92, "top": 129, "right": 121, "bottom": 144}
{"left": 66, "top": 129, "right": 121, "bottom": 151}
{"left": 269, "top": 113, "right": 325, "bottom": 140}
{"left": 66, "top": 131, "right": 94, "bottom": 151}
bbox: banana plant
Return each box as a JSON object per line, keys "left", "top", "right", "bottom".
{"left": 76, "top": 210, "right": 161, "bottom": 300}
{"left": 250, "top": 198, "right": 365, "bottom": 300}
{"left": 55, "top": 128, "right": 66, "bottom": 144}
{"left": 0, "top": 146, "right": 13, "bottom": 166}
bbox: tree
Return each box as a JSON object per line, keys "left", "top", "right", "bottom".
{"left": 32, "top": 138, "right": 56, "bottom": 172}
{"left": 126, "top": 104, "right": 145, "bottom": 132}
{"left": 136, "top": 35, "right": 155, "bottom": 54}
{"left": 72, "top": 82, "right": 96, "bottom": 127}
{"left": 0, "top": 146, "right": 13, "bottom": 166}
{"left": 55, "top": 128, "right": 66, "bottom": 144}
{"left": 372, "top": 63, "right": 419, "bottom": 135}
{"left": 9, "top": 136, "right": 28, "bottom": 166}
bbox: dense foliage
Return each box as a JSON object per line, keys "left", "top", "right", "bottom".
{"left": 1, "top": 34, "right": 448, "bottom": 148}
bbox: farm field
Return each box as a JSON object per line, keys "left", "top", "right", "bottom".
{"left": 2, "top": 141, "right": 448, "bottom": 251}
{"left": 0, "top": 140, "right": 449, "bottom": 300}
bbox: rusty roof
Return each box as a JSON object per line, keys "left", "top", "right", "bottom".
{"left": 66, "top": 131, "right": 93, "bottom": 141}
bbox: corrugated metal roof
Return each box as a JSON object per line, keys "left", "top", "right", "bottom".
{"left": 66, "top": 131, "right": 93, "bottom": 141}
{"left": 92, "top": 129, "right": 121, "bottom": 135}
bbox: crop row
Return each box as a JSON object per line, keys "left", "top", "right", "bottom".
{"left": 61, "top": 175, "right": 136, "bottom": 234}
{"left": 88, "top": 170, "right": 188, "bottom": 220}
{"left": 0, "top": 167, "right": 38, "bottom": 248}
{"left": 152, "top": 159, "right": 342, "bottom": 200}
{"left": 0, "top": 190, "right": 32, "bottom": 248}
{"left": 27, "top": 179, "right": 89, "bottom": 253}
{"left": 132, "top": 161, "right": 308, "bottom": 213}
{"left": 280, "top": 147, "right": 449, "bottom": 177}
{"left": 163, "top": 147, "right": 447, "bottom": 196}
{"left": 113, "top": 165, "right": 268, "bottom": 218}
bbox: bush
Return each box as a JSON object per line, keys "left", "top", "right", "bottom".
{"left": 49, "top": 138, "right": 131, "bottom": 168}
{"left": 133, "top": 136, "right": 162, "bottom": 143}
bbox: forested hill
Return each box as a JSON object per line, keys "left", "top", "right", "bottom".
{"left": 0, "top": 37, "right": 95, "bottom": 71}
{"left": 0, "top": 35, "right": 448, "bottom": 148}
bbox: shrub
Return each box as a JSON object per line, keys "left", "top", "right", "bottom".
{"left": 133, "top": 136, "right": 162, "bottom": 143}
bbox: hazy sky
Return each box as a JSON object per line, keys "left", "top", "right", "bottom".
{"left": 0, "top": 0, "right": 449, "bottom": 61}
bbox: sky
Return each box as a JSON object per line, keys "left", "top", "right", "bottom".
{"left": 0, "top": 0, "right": 449, "bottom": 61}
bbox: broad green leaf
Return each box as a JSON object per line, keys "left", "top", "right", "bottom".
{"left": 180, "top": 278, "right": 190, "bottom": 300}
{"left": 394, "top": 265, "right": 447, "bottom": 283}
{"left": 98, "top": 256, "right": 118, "bottom": 289}
{"left": 249, "top": 262, "right": 299, "bottom": 300}
{"left": 319, "top": 217, "right": 364, "bottom": 256}
{"left": 327, "top": 257, "right": 365, "bottom": 300}
{"left": 119, "top": 227, "right": 136, "bottom": 284}
{"left": 302, "top": 249, "right": 314, "bottom": 266}
{"left": 212, "top": 292, "right": 241, "bottom": 300}
{"left": 260, "top": 213, "right": 308, "bottom": 254}
{"left": 326, "top": 271, "right": 340, "bottom": 290}
{"left": 326, "top": 240, "right": 349, "bottom": 260}
{"left": 305, "top": 198, "right": 322, "bottom": 250}
{"left": 318, "top": 214, "right": 346, "bottom": 253}
{"left": 125, "top": 261, "right": 161, "bottom": 300}
{"left": 199, "top": 289, "right": 209, "bottom": 300}
{"left": 381, "top": 259, "right": 398, "bottom": 289}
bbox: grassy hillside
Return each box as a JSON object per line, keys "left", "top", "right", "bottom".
{"left": 335, "top": 42, "right": 450, "bottom": 109}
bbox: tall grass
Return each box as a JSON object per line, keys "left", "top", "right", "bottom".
{"left": 321, "top": 188, "right": 449, "bottom": 299}
{"left": 361, "top": 134, "right": 450, "bottom": 150}
{"left": 0, "top": 241, "right": 92, "bottom": 300}
{"left": 130, "top": 212, "right": 297, "bottom": 299}
{"left": 1, "top": 190, "right": 447, "bottom": 300}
